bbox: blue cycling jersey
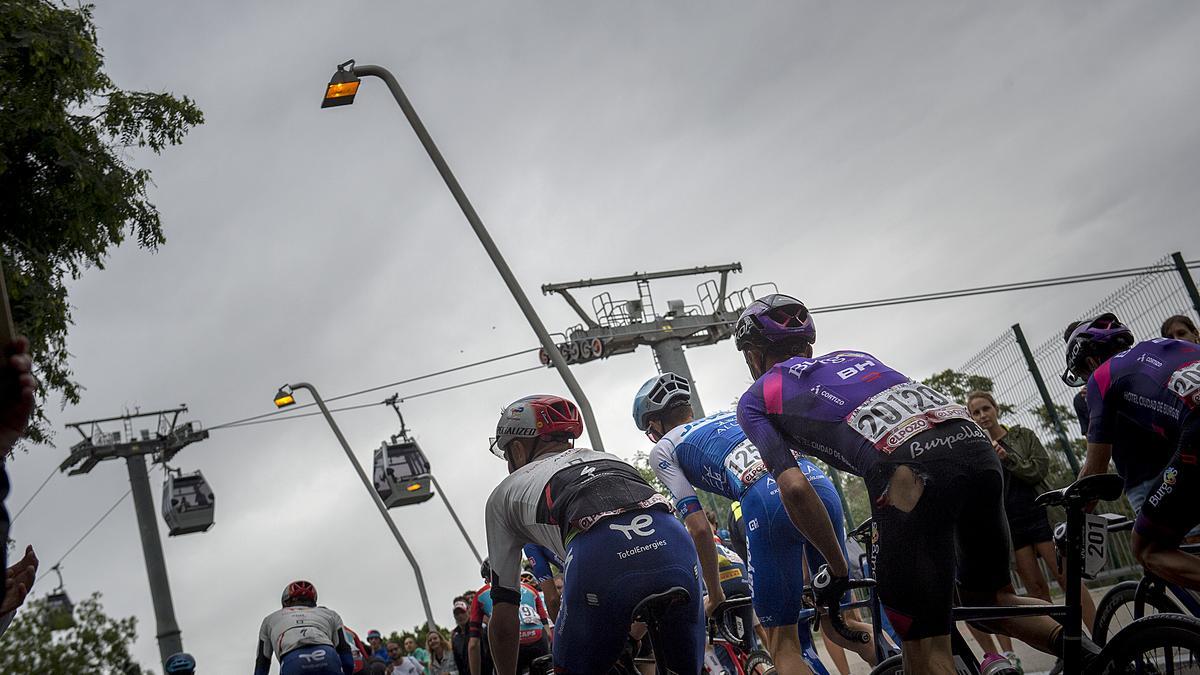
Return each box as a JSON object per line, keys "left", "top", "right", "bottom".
{"left": 1086, "top": 338, "right": 1200, "bottom": 486}
{"left": 737, "top": 350, "right": 973, "bottom": 479}
{"left": 523, "top": 543, "right": 564, "bottom": 584}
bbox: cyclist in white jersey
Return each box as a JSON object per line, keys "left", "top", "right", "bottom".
{"left": 254, "top": 581, "right": 354, "bottom": 675}
{"left": 483, "top": 394, "right": 705, "bottom": 675}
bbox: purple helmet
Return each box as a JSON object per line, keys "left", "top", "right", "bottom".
{"left": 734, "top": 294, "right": 816, "bottom": 351}
{"left": 1061, "top": 312, "right": 1134, "bottom": 386}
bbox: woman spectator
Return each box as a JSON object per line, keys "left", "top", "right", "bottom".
{"left": 967, "top": 391, "right": 1096, "bottom": 632}
{"left": 427, "top": 631, "right": 457, "bottom": 674}
{"left": 1162, "top": 314, "right": 1200, "bottom": 343}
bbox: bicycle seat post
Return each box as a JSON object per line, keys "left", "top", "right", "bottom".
{"left": 1061, "top": 496, "right": 1087, "bottom": 673}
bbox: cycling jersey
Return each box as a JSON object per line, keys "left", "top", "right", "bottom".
{"left": 649, "top": 410, "right": 764, "bottom": 517}
{"left": 483, "top": 447, "right": 670, "bottom": 593}
{"left": 255, "top": 606, "right": 352, "bottom": 675}
{"left": 1085, "top": 338, "right": 1200, "bottom": 487}
{"left": 523, "top": 543, "right": 564, "bottom": 584}
{"left": 468, "top": 582, "right": 550, "bottom": 645}
{"left": 737, "top": 351, "right": 973, "bottom": 480}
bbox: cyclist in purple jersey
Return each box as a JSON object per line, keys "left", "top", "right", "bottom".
{"left": 734, "top": 294, "right": 1065, "bottom": 675}
{"left": 1064, "top": 313, "right": 1200, "bottom": 592}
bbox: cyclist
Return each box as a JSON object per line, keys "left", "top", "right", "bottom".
{"left": 734, "top": 294, "right": 1064, "bottom": 675}
{"left": 523, "top": 543, "right": 565, "bottom": 620}
{"left": 1064, "top": 313, "right": 1200, "bottom": 591}
{"left": 165, "top": 652, "right": 196, "bottom": 675}
{"left": 483, "top": 394, "right": 704, "bottom": 675}
{"left": 254, "top": 581, "right": 354, "bottom": 675}
{"left": 468, "top": 557, "right": 551, "bottom": 675}
{"left": 634, "top": 372, "right": 877, "bottom": 672}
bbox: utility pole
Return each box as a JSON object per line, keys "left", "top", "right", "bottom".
{"left": 541, "top": 264, "right": 756, "bottom": 419}
{"left": 59, "top": 407, "right": 209, "bottom": 667}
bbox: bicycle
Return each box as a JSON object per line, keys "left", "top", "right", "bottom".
{"left": 853, "top": 473, "right": 1200, "bottom": 674}
{"left": 709, "top": 596, "right": 776, "bottom": 675}
{"left": 1092, "top": 518, "right": 1200, "bottom": 645}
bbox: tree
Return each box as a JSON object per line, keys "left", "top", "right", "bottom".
{"left": 0, "top": 592, "right": 147, "bottom": 673}
{"left": 920, "top": 369, "right": 1012, "bottom": 414}
{"left": 0, "top": 0, "right": 203, "bottom": 448}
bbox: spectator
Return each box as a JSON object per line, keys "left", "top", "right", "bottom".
{"left": 363, "top": 659, "right": 388, "bottom": 675}
{"left": 0, "top": 336, "right": 36, "bottom": 638}
{"left": 386, "top": 641, "right": 404, "bottom": 665}
{"left": 389, "top": 652, "right": 424, "bottom": 675}
{"left": 450, "top": 598, "right": 471, "bottom": 674}
{"left": 366, "top": 630, "right": 388, "bottom": 663}
{"left": 967, "top": 391, "right": 1097, "bottom": 633}
{"left": 403, "top": 636, "right": 428, "bottom": 671}
{"left": 1162, "top": 314, "right": 1200, "bottom": 343}
{"left": 427, "top": 631, "right": 457, "bottom": 674}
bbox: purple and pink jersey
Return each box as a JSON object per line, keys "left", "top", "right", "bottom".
{"left": 1086, "top": 338, "right": 1200, "bottom": 486}
{"left": 737, "top": 350, "right": 973, "bottom": 479}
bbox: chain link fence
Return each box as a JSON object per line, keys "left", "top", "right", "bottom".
{"left": 958, "top": 251, "right": 1200, "bottom": 582}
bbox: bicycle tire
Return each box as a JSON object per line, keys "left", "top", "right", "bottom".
{"left": 744, "top": 648, "right": 775, "bottom": 675}
{"left": 1093, "top": 580, "right": 1185, "bottom": 646}
{"left": 868, "top": 654, "right": 904, "bottom": 675}
{"left": 1091, "top": 613, "right": 1200, "bottom": 674}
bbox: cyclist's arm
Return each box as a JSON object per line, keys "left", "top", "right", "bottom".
{"left": 539, "top": 578, "right": 560, "bottom": 622}
{"left": 467, "top": 636, "right": 482, "bottom": 675}
{"left": 648, "top": 438, "right": 724, "bottom": 608}
{"left": 1081, "top": 377, "right": 1115, "bottom": 480}
{"left": 253, "top": 639, "right": 272, "bottom": 675}
{"left": 683, "top": 510, "right": 724, "bottom": 612}
{"left": 738, "top": 390, "right": 847, "bottom": 577}
{"left": 1079, "top": 441, "right": 1113, "bottom": 480}
{"left": 488, "top": 600, "right": 520, "bottom": 675}
{"left": 531, "top": 584, "right": 553, "bottom": 640}
{"left": 330, "top": 621, "right": 353, "bottom": 675}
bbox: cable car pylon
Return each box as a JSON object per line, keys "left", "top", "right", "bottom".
{"left": 377, "top": 395, "right": 482, "bottom": 564}
{"left": 58, "top": 406, "right": 209, "bottom": 668}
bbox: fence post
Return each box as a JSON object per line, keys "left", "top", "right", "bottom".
{"left": 1171, "top": 251, "right": 1200, "bottom": 317}
{"left": 1012, "top": 323, "right": 1081, "bottom": 473}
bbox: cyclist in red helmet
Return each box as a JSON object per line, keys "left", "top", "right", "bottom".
{"left": 254, "top": 581, "right": 355, "bottom": 675}
{"left": 483, "top": 394, "right": 704, "bottom": 675}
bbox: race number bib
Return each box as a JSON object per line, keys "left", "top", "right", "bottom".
{"left": 724, "top": 439, "right": 767, "bottom": 491}
{"left": 846, "top": 381, "right": 972, "bottom": 453}
{"left": 519, "top": 603, "right": 540, "bottom": 625}
{"left": 1083, "top": 514, "right": 1108, "bottom": 580}
{"left": 1169, "top": 361, "right": 1200, "bottom": 409}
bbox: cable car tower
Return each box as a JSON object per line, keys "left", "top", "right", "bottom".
{"left": 58, "top": 406, "right": 209, "bottom": 667}
{"left": 541, "top": 263, "right": 776, "bottom": 417}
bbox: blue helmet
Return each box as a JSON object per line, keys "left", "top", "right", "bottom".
{"left": 165, "top": 652, "right": 196, "bottom": 674}
{"left": 633, "top": 373, "right": 692, "bottom": 431}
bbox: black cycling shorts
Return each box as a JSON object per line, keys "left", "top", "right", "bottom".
{"left": 1136, "top": 414, "right": 1200, "bottom": 547}
{"left": 868, "top": 420, "right": 1011, "bottom": 641}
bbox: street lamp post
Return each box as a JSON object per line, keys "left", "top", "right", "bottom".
{"left": 274, "top": 383, "right": 437, "bottom": 630}
{"left": 319, "top": 60, "right": 606, "bottom": 452}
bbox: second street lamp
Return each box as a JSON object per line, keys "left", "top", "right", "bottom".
{"left": 318, "top": 59, "right": 606, "bottom": 452}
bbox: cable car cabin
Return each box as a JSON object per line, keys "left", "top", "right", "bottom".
{"left": 45, "top": 590, "right": 74, "bottom": 631}
{"left": 161, "top": 470, "right": 215, "bottom": 536}
{"left": 372, "top": 439, "right": 434, "bottom": 508}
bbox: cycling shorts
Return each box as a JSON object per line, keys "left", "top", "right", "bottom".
{"left": 1136, "top": 415, "right": 1200, "bottom": 547}
{"left": 553, "top": 507, "right": 703, "bottom": 675}
{"left": 281, "top": 645, "right": 344, "bottom": 675}
{"left": 740, "top": 466, "right": 846, "bottom": 627}
{"left": 868, "top": 420, "right": 1011, "bottom": 641}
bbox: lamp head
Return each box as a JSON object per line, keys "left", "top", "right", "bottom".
{"left": 273, "top": 385, "right": 296, "bottom": 408}
{"left": 322, "top": 59, "right": 360, "bottom": 108}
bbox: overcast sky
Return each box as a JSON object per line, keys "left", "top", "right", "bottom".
{"left": 7, "top": 1, "right": 1200, "bottom": 671}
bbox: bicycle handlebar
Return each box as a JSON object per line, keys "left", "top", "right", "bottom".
{"left": 709, "top": 596, "right": 755, "bottom": 649}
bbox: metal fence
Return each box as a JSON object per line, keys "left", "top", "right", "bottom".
{"left": 958, "top": 251, "right": 1200, "bottom": 582}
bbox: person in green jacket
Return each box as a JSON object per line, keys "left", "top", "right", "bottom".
{"left": 968, "top": 391, "right": 1096, "bottom": 633}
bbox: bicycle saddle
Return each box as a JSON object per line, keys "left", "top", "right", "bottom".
{"left": 1035, "top": 473, "right": 1124, "bottom": 507}
{"left": 631, "top": 586, "right": 691, "bottom": 623}
{"left": 849, "top": 517, "right": 874, "bottom": 542}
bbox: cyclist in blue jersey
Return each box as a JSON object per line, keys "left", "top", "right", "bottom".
{"left": 734, "top": 294, "right": 1066, "bottom": 675}
{"left": 483, "top": 394, "right": 704, "bottom": 675}
{"left": 522, "top": 543, "right": 564, "bottom": 620}
{"left": 1064, "top": 313, "right": 1200, "bottom": 591}
{"left": 254, "top": 581, "right": 354, "bottom": 675}
{"left": 634, "top": 373, "right": 878, "bottom": 673}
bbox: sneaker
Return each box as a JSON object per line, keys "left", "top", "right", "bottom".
{"left": 1003, "top": 650, "right": 1023, "bottom": 674}
{"left": 980, "top": 652, "right": 1019, "bottom": 675}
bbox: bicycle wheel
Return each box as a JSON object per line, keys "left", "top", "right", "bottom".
{"left": 1094, "top": 580, "right": 1186, "bottom": 646}
{"left": 1093, "top": 614, "right": 1200, "bottom": 674}
{"left": 868, "top": 654, "right": 905, "bottom": 675}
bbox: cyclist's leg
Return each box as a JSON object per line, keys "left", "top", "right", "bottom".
{"left": 803, "top": 472, "right": 876, "bottom": 665}
{"left": 741, "top": 477, "right": 815, "bottom": 674}
{"left": 954, "top": 452, "right": 1059, "bottom": 654}
{"left": 1035, "top": 538, "right": 1097, "bottom": 633}
{"left": 1133, "top": 420, "right": 1200, "bottom": 591}
{"left": 553, "top": 508, "right": 703, "bottom": 675}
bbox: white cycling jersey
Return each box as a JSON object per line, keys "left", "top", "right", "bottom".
{"left": 257, "top": 606, "right": 344, "bottom": 661}
{"left": 484, "top": 447, "right": 670, "bottom": 595}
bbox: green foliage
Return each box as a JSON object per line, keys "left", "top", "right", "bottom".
{"left": 0, "top": 592, "right": 146, "bottom": 673}
{"left": 0, "top": 0, "right": 203, "bottom": 448}
{"left": 920, "top": 369, "right": 1013, "bottom": 415}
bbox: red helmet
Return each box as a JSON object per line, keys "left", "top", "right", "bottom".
{"left": 282, "top": 580, "right": 318, "bottom": 607}
{"left": 490, "top": 395, "right": 583, "bottom": 458}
